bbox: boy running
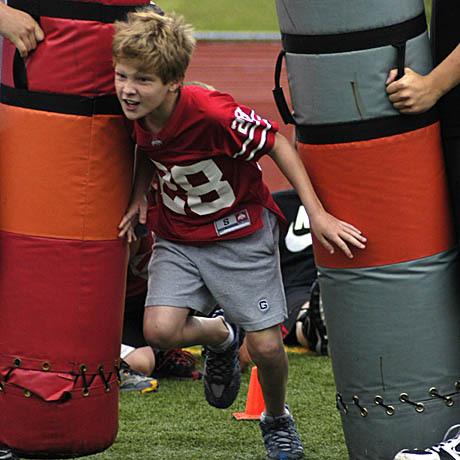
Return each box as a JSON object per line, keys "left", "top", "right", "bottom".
{"left": 113, "top": 9, "right": 366, "bottom": 459}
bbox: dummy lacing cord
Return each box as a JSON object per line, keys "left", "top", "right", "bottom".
{"left": 97, "top": 366, "right": 112, "bottom": 393}
{"left": 429, "top": 387, "right": 454, "bottom": 407}
{"left": 336, "top": 393, "right": 348, "bottom": 415}
{"left": 352, "top": 395, "right": 368, "bottom": 417}
{"left": 399, "top": 393, "right": 425, "bottom": 413}
{"left": 374, "top": 395, "right": 395, "bottom": 416}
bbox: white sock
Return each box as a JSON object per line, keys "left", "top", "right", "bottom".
{"left": 263, "top": 406, "right": 290, "bottom": 421}
{"left": 209, "top": 318, "right": 235, "bottom": 352}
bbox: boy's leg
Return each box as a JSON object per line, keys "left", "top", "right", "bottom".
{"left": 143, "top": 306, "right": 231, "bottom": 349}
{"left": 246, "top": 326, "right": 304, "bottom": 460}
{"left": 246, "top": 326, "right": 287, "bottom": 416}
{"left": 144, "top": 305, "right": 241, "bottom": 408}
{"left": 124, "top": 346, "right": 156, "bottom": 376}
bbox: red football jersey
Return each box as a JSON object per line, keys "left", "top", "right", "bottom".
{"left": 134, "top": 85, "right": 285, "bottom": 243}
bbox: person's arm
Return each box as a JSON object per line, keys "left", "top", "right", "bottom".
{"left": 386, "top": 43, "right": 460, "bottom": 114}
{"left": 269, "top": 133, "right": 366, "bottom": 258}
{"left": 0, "top": 3, "right": 44, "bottom": 57}
{"left": 118, "top": 151, "right": 156, "bottom": 242}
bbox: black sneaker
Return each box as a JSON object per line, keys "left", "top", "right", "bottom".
{"left": 0, "top": 447, "right": 18, "bottom": 460}
{"left": 394, "top": 424, "right": 460, "bottom": 459}
{"left": 260, "top": 409, "right": 305, "bottom": 460}
{"left": 203, "top": 321, "right": 241, "bottom": 409}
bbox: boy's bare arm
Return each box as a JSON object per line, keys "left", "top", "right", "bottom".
{"left": 0, "top": 3, "right": 44, "bottom": 57}
{"left": 269, "top": 133, "right": 366, "bottom": 258}
{"left": 386, "top": 43, "right": 460, "bottom": 114}
{"left": 118, "top": 151, "right": 155, "bottom": 242}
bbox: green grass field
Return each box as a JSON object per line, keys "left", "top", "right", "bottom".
{"left": 90, "top": 352, "right": 346, "bottom": 460}
{"left": 157, "top": 0, "right": 279, "bottom": 31}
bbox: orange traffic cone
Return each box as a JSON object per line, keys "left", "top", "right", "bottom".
{"left": 232, "top": 366, "right": 265, "bottom": 420}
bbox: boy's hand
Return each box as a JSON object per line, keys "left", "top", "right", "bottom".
{"left": 0, "top": 5, "right": 44, "bottom": 57}
{"left": 386, "top": 67, "right": 439, "bottom": 114}
{"left": 310, "top": 212, "right": 366, "bottom": 259}
{"left": 118, "top": 195, "right": 148, "bottom": 243}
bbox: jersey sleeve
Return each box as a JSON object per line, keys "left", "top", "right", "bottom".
{"left": 211, "top": 92, "right": 279, "bottom": 162}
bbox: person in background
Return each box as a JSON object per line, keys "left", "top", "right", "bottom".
{"left": 0, "top": 5, "right": 44, "bottom": 460}
{"left": 388, "top": 1, "right": 460, "bottom": 459}
{"left": 0, "top": 2, "right": 43, "bottom": 58}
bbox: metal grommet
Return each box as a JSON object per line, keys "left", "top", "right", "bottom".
{"left": 415, "top": 403, "right": 425, "bottom": 413}
{"left": 80, "top": 364, "right": 87, "bottom": 373}
{"left": 374, "top": 395, "right": 383, "bottom": 404}
{"left": 24, "top": 390, "right": 32, "bottom": 398}
{"left": 105, "top": 385, "right": 111, "bottom": 393}
{"left": 446, "top": 398, "right": 455, "bottom": 407}
{"left": 82, "top": 389, "right": 90, "bottom": 397}
{"left": 0, "top": 382, "right": 4, "bottom": 391}
{"left": 42, "top": 362, "right": 51, "bottom": 371}
{"left": 399, "top": 393, "right": 409, "bottom": 402}
{"left": 360, "top": 408, "right": 368, "bottom": 417}
{"left": 98, "top": 364, "right": 104, "bottom": 372}
{"left": 455, "top": 381, "right": 460, "bottom": 391}
{"left": 386, "top": 406, "right": 395, "bottom": 416}
{"left": 13, "top": 358, "right": 21, "bottom": 367}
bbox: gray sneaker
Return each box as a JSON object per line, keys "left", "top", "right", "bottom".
{"left": 119, "top": 361, "right": 159, "bottom": 394}
{"left": 203, "top": 321, "right": 241, "bottom": 409}
{"left": 0, "top": 447, "right": 17, "bottom": 460}
{"left": 260, "top": 409, "right": 305, "bottom": 460}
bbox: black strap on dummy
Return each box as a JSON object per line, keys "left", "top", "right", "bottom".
{"left": 8, "top": 0, "right": 146, "bottom": 23}
{"left": 273, "top": 50, "right": 296, "bottom": 125}
{"left": 0, "top": 84, "right": 123, "bottom": 115}
{"left": 295, "top": 108, "right": 438, "bottom": 144}
{"left": 393, "top": 42, "right": 407, "bottom": 80}
{"left": 281, "top": 13, "right": 427, "bottom": 54}
{"left": 13, "top": 50, "right": 28, "bottom": 90}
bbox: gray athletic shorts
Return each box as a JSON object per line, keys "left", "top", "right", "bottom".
{"left": 145, "top": 209, "right": 287, "bottom": 332}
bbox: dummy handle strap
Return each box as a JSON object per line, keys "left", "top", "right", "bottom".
{"left": 393, "top": 42, "right": 407, "bottom": 80}
{"left": 12, "top": 12, "right": 41, "bottom": 90}
{"left": 13, "top": 50, "right": 28, "bottom": 90}
{"left": 273, "top": 49, "right": 296, "bottom": 125}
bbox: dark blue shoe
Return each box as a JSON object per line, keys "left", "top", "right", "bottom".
{"left": 203, "top": 317, "right": 241, "bottom": 409}
{"left": 260, "top": 408, "right": 305, "bottom": 460}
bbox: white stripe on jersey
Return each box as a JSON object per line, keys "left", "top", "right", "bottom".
{"left": 233, "top": 111, "right": 260, "bottom": 159}
{"left": 247, "top": 119, "right": 272, "bottom": 161}
{"left": 231, "top": 107, "right": 272, "bottom": 161}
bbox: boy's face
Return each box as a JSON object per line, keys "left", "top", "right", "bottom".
{"left": 114, "top": 60, "right": 180, "bottom": 121}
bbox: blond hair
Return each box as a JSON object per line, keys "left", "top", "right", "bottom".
{"left": 113, "top": 9, "right": 196, "bottom": 83}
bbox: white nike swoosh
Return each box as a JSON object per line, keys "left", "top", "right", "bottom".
{"left": 285, "top": 222, "right": 312, "bottom": 253}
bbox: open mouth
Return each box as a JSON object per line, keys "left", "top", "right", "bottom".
{"left": 123, "top": 99, "right": 140, "bottom": 110}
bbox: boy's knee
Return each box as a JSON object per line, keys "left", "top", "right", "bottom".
{"left": 144, "top": 321, "right": 179, "bottom": 350}
{"left": 246, "top": 333, "right": 285, "bottom": 363}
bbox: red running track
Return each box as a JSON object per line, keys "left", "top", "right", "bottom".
{"left": 186, "top": 40, "right": 293, "bottom": 193}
